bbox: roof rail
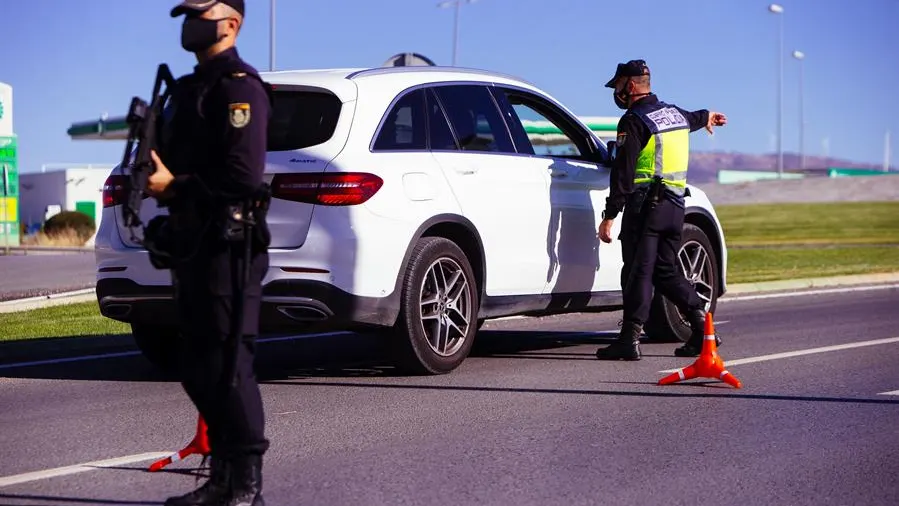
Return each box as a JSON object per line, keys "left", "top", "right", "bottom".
{"left": 345, "top": 65, "right": 537, "bottom": 87}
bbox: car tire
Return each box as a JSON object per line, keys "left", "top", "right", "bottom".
{"left": 132, "top": 323, "right": 180, "bottom": 372}
{"left": 644, "top": 223, "right": 719, "bottom": 343}
{"left": 391, "top": 236, "right": 480, "bottom": 375}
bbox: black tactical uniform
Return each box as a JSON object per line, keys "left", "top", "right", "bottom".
{"left": 596, "top": 60, "right": 717, "bottom": 361}
{"left": 157, "top": 1, "right": 272, "bottom": 504}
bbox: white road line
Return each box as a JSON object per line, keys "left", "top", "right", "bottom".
{"left": 0, "top": 452, "right": 172, "bottom": 488}
{"left": 721, "top": 283, "right": 899, "bottom": 302}
{"left": 878, "top": 390, "right": 899, "bottom": 396}
{"left": 0, "top": 351, "right": 141, "bottom": 371}
{"left": 659, "top": 336, "right": 899, "bottom": 373}
{"left": 0, "top": 331, "right": 353, "bottom": 371}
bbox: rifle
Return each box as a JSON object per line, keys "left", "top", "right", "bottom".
{"left": 119, "top": 64, "right": 176, "bottom": 234}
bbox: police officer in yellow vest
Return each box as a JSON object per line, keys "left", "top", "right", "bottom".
{"left": 596, "top": 59, "right": 727, "bottom": 361}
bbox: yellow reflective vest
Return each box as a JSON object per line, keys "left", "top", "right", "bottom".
{"left": 631, "top": 101, "right": 691, "bottom": 196}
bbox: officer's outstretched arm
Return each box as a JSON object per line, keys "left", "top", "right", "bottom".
{"left": 215, "top": 74, "right": 271, "bottom": 201}
{"left": 676, "top": 107, "right": 711, "bottom": 133}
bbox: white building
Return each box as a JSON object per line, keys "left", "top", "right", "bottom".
{"left": 19, "top": 164, "right": 114, "bottom": 243}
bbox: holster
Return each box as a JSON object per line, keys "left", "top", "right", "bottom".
{"left": 219, "top": 183, "right": 272, "bottom": 252}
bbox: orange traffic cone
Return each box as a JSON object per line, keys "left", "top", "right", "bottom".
{"left": 658, "top": 312, "right": 742, "bottom": 388}
{"left": 148, "top": 414, "right": 211, "bottom": 472}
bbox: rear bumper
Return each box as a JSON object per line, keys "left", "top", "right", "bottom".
{"left": 96, "top": 277, "right": 400, "bottom": 333}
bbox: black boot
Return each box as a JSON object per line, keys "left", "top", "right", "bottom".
{"left": 164, "top": 455, "right": 231, "bottom": 506}
{"left": 596, "top": 321, "right": 642, "bottom": 361}
{"left": 224, "top": 454, "right": 265, "bottom": 506}
{"left": 674, "top": 308, "right": 721, "bottom": 357}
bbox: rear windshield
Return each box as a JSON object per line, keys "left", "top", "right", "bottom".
{"left": 268, "top": 90, "right": 342, "bottom": 151}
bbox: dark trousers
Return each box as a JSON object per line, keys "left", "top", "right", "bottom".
{"left": 172, "top": 242, "right": 270, "bottom": 459}
{"left": 619, "top": 193, "right": 702, "bottom": 326}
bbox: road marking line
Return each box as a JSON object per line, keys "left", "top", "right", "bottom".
{"left": 878, "top": 389, "right": 899, "bottom": 396}
{"left": 721, "top": 283, "right": 899, "bottom": 302}
{"left": 0, "top": 351, "right": 141, "bottom": 371}
{"left": 659, "top": 336, "right": 899, "bottom": 373}
{"left": 0, "top": 452, "right": 172, "bottom": 488}
{"left": 0, "top": 332, "right": 353, "bottom": 371}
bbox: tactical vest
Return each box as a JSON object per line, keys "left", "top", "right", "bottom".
{"left": 630, "top": 101, "right": 691, "bottom": 197}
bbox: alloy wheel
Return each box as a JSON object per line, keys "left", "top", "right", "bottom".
{"left": 676, "top": 239, "right": 715, "bottom": 319}
{"left": 418, "top": 257, "right": 472, "bottom": 357}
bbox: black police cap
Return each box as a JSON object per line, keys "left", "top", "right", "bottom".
{"left": 604, "top": 60, "right": 650, "bottom": 88}
{"left": 170, "top": 0, "right": 245, "bottom": 18}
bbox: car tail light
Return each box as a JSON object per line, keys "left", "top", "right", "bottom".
{"left": 102, "top": 175, "right": 127, "bottom": 208}
{"left": 270, "top": 172, "right": 384, "bottom": 206}
{"left": 103, "top": 174, "right": 150, "bottom": 208}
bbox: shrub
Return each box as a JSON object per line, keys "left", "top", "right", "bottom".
{"left": 42, "top": 211, "right": 96, "bottom": 245}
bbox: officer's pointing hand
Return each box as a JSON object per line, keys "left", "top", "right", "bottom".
{"left": 705, "top": 112, "right": 727, "bottom": 135}
{"left": 148, "top": 150, "right": 175, "bottom": 198}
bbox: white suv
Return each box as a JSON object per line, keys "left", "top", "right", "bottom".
{"left": 94, "top": 66, "right": 728, "bottom": 375}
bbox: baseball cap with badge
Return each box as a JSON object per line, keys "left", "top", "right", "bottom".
{"left": 604, "top": 59, "right": 650, "bottom": 88}
{"left": 170, "top": 0, "right": 245, "bottom": 17}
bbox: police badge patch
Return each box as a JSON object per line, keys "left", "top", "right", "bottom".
{"left": 229, "top": 103, "right": 251, "bottom": 128}
{"left": 617, "top": 131, "right": 627, "bottom": 145}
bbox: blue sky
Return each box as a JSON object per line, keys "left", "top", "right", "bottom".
{"left": 3, "top": 0, "right": 897, "bottom": 173}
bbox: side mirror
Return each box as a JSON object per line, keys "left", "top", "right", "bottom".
{"left": 606, "top": 140, "right": 617, "bottom": 163}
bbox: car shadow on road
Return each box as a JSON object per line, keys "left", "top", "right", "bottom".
{"left": 0, "top": 329, "right": 622, "bottom": 382}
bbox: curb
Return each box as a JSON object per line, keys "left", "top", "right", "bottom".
{"left": 0, "top": 288, "right": 98, "bottom": 314}
{"left": 724, "top": 272, "right": 899, "bottom": 295}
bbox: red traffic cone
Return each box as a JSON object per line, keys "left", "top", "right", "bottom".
{"left": 148, "top": 414, "right": 211, "bottom": 472}
{"left": 658, "top": 312, "right": 742, "bottom": 388}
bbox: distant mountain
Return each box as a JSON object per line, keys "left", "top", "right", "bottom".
{"left": 686, "top": 151, "right": 894, "bottom": 183}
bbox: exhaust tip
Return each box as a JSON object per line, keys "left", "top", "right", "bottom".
{"left": 104, "top": 303, "right": 133, "bottom": 319}
{"left": 277, "top": 305, "right": 331, "bottom": 322}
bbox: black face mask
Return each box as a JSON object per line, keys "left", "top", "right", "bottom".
{"left": 613, "top": 90, "right": 629, "bottom": 110}
{"left": 181, "top": 16, "right": 226, "bottom": 53}
{"left": 613, "top": 79, "right": 631, "bottom": 110}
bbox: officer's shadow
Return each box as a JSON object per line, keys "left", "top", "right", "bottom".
{"left": 544, "top": 159, "right": 605, "bottom": 310}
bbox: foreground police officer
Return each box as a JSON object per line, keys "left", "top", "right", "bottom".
{"left": 146, "top": 1, "right": 272, "bottom": 504}
{"left": 596, "top": 60, "right": 727, "bottom": 361}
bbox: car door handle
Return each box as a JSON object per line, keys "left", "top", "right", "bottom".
{"left": 453, "top": 167, "right": 478, "bottom": 175}
{"left": 550, "top": 169, "right": 569, "bottom": 178}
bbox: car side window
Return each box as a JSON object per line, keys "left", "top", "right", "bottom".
{"left": 494, "top": 87, "right": 596, "bottom": 160}
{"left": 373, "top": 89, "right": 427, "bottom": 151}
{"left": 425, "top": 88, "right": 459, "bottom": 151}
{"left": 432, "top": 85, "right": 516, "bottom": 154}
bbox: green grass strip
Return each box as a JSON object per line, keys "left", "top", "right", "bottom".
{"left": 716, "top": 201, "right": 899, "bottom": 247}
{"left": 1, "top": 302, "right": 129, "bottom": 342}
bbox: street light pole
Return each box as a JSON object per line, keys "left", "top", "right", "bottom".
{"left": 452, "top": 1, "right": 460, "bottom": 66}
{"left": 270, "top": 0, "right": 276, "bottom": 71}
{"left": 769, "top": 4, "right": 784, "bottom": 177}
{"left": 793, "top": 50, "right": 805, "bottom": 171}
{"left": 437, "top": 0, "right": 479, "bottom": 66}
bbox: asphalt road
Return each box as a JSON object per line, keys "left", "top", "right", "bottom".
{"left": 1, "top": 285, "right": 898, "bottom": 505}
{"left": 0, "top": 254, "right": 95, "bottom": 301}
